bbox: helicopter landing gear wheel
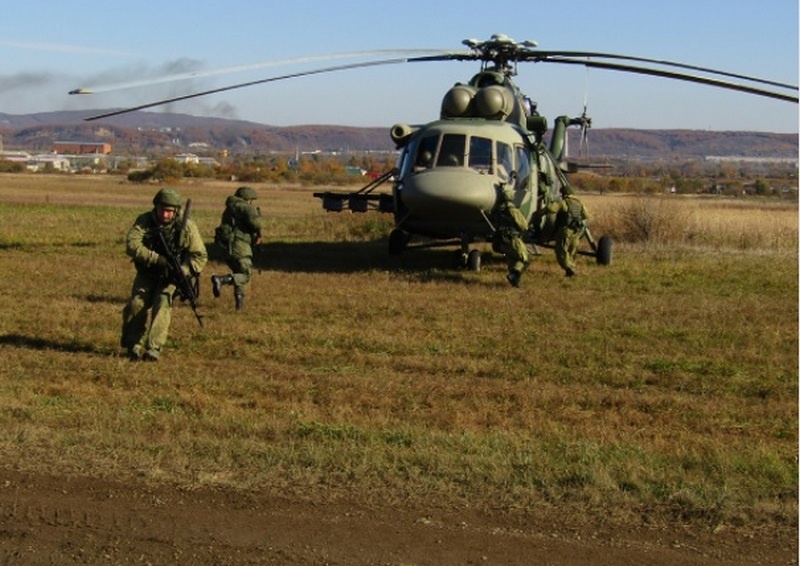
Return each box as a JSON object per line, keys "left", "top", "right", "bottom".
{"left": 467, "top": 249, "right": 482, "bottom": 272}
{"left": 388, "top": 229, "right": 408, "bottom": 256}
{"left": 595, "top": 236, "right": 612, "bottom": 265}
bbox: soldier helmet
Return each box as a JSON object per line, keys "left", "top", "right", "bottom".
{"left": 235, "top": 186, "right": 258, "bottom": 200}
{"left": 560, "top": 185, "right": 574, "bottom": 196}
{"left": 153, "top": 187, "right": 182, "bottom": 209}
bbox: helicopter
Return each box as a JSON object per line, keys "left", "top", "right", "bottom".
{"left": 314, "top": 36, "right": 607, "bottom": 272}
{"left": 78, "top": 34, "right": 798, "bottom": 273}
{"left": 310, "top": 34, "right": 796, "bottom": 272}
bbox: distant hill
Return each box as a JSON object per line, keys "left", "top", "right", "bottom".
{"left": 0, "top": 110, "right": 796, "bottom": 159}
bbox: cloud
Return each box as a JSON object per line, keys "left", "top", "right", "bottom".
{"left": 0, "top": 40, "right": 132, "bottom": 57}
{"left": 0, "top": 72, "right": 54, "bottom": 94}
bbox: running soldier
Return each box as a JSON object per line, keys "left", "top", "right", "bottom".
{"left": 210, "top": 186, "right": 264, "bottom": 310}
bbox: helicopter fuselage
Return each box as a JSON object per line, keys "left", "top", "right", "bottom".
{"left": 391, "top": 118, "right": 538, "bottom": 243}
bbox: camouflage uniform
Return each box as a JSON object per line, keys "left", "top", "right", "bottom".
{"left": 493, "top": 189, "right": 529, "bottom": 287}
{"left": 120, "top": 188, "right": 208, "bottom": 361}
{"left": 547, "top": 186, "right": 588, "bottom": 277}
{"left": 211, "top": 186, "right": 265, "bottom": 310}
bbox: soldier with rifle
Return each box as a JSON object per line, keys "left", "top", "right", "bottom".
{"left": 121, "top": 188, "right": 207, "bottom": 361}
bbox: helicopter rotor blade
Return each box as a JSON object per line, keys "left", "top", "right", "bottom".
{"left": 82, "top": 56, "right": 443, "bottom": 121}
{"left": 70, "top": 49, "right": 454, "bottom": 96}
{"left": 408, "top": 49, "right": 798, "bottom": 102}
{"left": 542, "top": 58, "right": 798, "bottom": 103}
{"left": 81, "top": 40, "right": 797, "bottom": 121}
{"left": 526, "top": 50, "right": 798, "bottom": 91}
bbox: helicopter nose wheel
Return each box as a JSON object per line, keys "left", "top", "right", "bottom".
{"left": 455, "top": 234, "right": 483, "bottom": 272}
{"left": 467, "top": 249, "right": 482, "bottom": 271}
{"left": 455, "top": 249, "right": 482, "bottom": 271}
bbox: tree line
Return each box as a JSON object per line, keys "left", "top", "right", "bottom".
{"left": 1, "top": 152, "right": 795, "bottom": 198}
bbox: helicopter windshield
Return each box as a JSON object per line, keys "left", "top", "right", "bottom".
{"left": 436, "top": 134, "right": 466, "bottom": 167}
{"left": 413, "top": 134, "right": 438, "bottom": 170}
{"left": 401, "top": 128, "right": 532, "bottom": 189}
{"left": 468, "top": 137, "right": 492, "bottom": 173}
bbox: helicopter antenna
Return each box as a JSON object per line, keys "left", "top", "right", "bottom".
{"left": 580, "top": 67, "right": 590, "bottom": 159}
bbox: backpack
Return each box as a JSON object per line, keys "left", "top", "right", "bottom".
{"left": 214, "top": 221, "right": 234, "bottom": 252}
{"left": 556, "top": 197, "right": 586, "bottom": 231}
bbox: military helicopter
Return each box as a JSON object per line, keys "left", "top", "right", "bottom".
{"left": 79, "top": 34, "right": 798, "bottom": 272}
{"left": 315, "top": 36, "right": 607, "bottom": 271}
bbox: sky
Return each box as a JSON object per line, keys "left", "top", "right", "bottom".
{"left": 0, "top": 0, "right": 797, "bottom": 133}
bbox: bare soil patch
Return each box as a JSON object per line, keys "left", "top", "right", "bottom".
{"left": 0, "top": 469, "right": 795, "bottom": 565}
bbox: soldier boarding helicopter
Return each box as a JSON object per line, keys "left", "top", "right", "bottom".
{"left": 77, "top": 34, "right": 798, "bottom": 274}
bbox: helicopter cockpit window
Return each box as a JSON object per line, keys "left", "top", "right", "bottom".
{"left": 496, "top": 142, "right": 513, "bottom": 181}
{"left": 436, "top": 134, "right": 466, "bottom": 167}
{"left": 413, "top": 134, "right": 439, "bottom": 171}
{"left": 468, "top": 136, "right": 493, "bottom": 174}
{"left": 514, "top": 145, "right": 531, "bottom": 191}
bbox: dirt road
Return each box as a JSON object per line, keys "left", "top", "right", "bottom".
{"left": 0, "top": 470, "right": 795, "bottom": 565}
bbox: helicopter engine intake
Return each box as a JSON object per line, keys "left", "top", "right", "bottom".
{"left": 441, "top": 83, "right": 517, "bottom": 121}
{"left": 441, "top": 84, "right": 477, "bottom": 117}
{"left": 475, "top": 85, "right": 515, "bottom": 120}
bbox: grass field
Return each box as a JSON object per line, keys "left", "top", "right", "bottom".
{"left": 0, "top": 173, "right": 796, "bottom": 534}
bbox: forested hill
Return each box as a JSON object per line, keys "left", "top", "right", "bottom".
{"left": 0, "top": 110, "right": 796, "bottom": 159}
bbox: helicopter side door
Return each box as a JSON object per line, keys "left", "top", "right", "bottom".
{"left": 531, "top": 147, "right": 568, "bottom": 241}
{"left": 512, "top": 143, "right": 536, "bottom": 218}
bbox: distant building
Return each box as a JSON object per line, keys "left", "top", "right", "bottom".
{"left": 174, "top": 153, "right": 200, "bottom": 164}
{"left": 0, "top": 150, "right": 30, "bottom": 161}
{"left": 28, "top": 154, "right": 72, "bottom": 172}
{"left": 53, "top": 141, "right": 111, "bottom": 155}
{"left": 174, "top": 153, "right": 219, "bottom": 167}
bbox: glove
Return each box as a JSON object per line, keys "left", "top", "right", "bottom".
{"left": 154, "top": 255, "right": 177, "bottom": 280}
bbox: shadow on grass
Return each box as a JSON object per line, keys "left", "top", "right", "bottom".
{"left": 0, "top": 333, "right": 105, "bottom": 355}
{"left": 206, "top": 239, "right": 506, "bottom": 278}
{"left": 85, "top": 294, "right": 127, "bottom": 305}
{"left": 0, "top": 241, "right": 102, "bottom": 251}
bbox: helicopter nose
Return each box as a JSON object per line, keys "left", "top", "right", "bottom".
{"left": 400, "top": 169, "right": 497, "bottom": 221}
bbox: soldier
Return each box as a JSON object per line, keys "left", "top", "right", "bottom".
{"left": 121, "top": 188, "right": 208, "bottom": 361}
{"left": 493, "top": 186, "right": 529, "bottom": 287}
{"left": 547, "top": 184, "right": 589, "bottom": 277}
{"left": 210, "top": 186, "right": 265, "bottom": 310}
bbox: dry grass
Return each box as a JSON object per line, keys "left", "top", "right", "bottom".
{"left": 582, "top": 193, "right": 799, "bottom": 251}
{"left": 0, "top": 174, "right": 795, "bottom": 534}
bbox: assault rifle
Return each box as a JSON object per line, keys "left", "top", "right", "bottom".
{"left": 157, "top": 199, "right": 204, "bottom": 327}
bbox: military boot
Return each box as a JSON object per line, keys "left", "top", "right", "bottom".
{"left": 506, "top": 270, "right": 522, "bottom": 288}
{"left": 211, "top": 274, "right": 234, "bottom": 298}
{"left": 234, "top": 290, "right": 244, "bottom": 311}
